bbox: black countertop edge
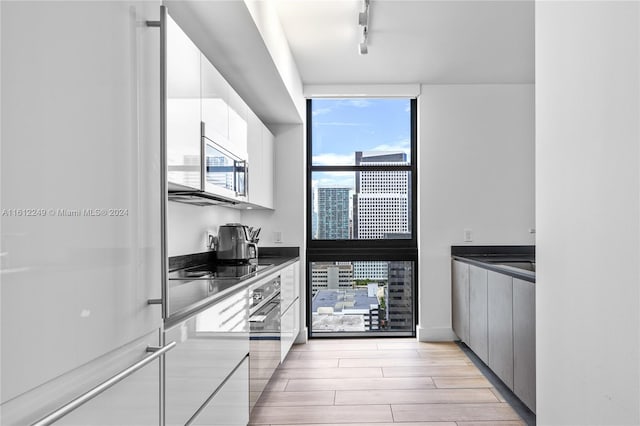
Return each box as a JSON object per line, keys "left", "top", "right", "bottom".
{"left": 453, "top": 256, "right": 535, "bottom": 283}
{"left": 258, "top": 246, "right": 300, "bottom": 258}
{"left": 164, "top": 255, "right": 299, "bottom": 328}
{"left": 168, "top": 246, "right": 299, "bottom": 272}
{"left": 451, "top": 245, "right": 535, "bottom": 258}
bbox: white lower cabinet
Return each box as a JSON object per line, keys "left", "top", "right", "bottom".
{"left": 57, "top": 346, "right": 161, "bottom": 426}
{"left": 1, "top": 330, "right": 163, "bottom": 425}
{"left": 280, "top": 298, "right": 300, "bottom": 362}
{"left": 164, "top": 289, "right": 249, "bottom": 426}
{"left": 279, "top": 261, "right": 300, "bottom": 362}
{"left": 191, "top": 357, "right": 249, "bottom": 426}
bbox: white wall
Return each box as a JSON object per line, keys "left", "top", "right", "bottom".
{"left": 418, "top": 84, "right": 535, "bottom": 341}
{"left": 536, "top": 2, "right": 640, "bottom": 424}
{"left": 167, "top": 202, "right": 241, "bottom": 257}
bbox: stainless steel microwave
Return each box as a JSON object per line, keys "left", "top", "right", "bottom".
{"left": 203, "top": 135, "right": 247, "bottom": 199}
{"left": 167, "top": 122, "right": 248, "bottom": 205}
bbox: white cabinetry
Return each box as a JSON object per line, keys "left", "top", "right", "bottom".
{"left": 1, "top": 1, "right": 163, "bottom": 422}
{"left": 190, "top": 357, "right": 249, "bottom": 426}
{"left": 166, "top": 11, "right": 201, "bottom": 189}
{"left": 280, "top": 262, "right": 300, "bottom": 361}
{"left": 164, "top": 288, "right": 249, "bottom": 426}
{"left": 201, "top": 54, "right": 248, "bottom": 159}
{"left": 247, "top": 110, "right": 275, "bottom": 209}
{"left": 228, "top": 90, "right": 249, "bottom": 159}
{"left": 55, "top": 332, "right": 163, "bottom": 426}
{"left": 201, "top": 54, "right": 229, "bottom": 149}
{"left": 167, "top": 10, "right": 273, "bottom": 206}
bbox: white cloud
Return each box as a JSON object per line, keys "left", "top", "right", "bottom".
{"left": 312, "top": 153, "right": 354, "bottom": 166}
{"left": 370, "top": 138, "right": 411, "bottom": 155}
{"left": 342, "top": 99, "right": 372, "bottom": 108}
{"left": 313, "top": 172, "right": 355, "bottom": 190}
{"left": 312, "top": 107, "right": 332, "bottom": 117}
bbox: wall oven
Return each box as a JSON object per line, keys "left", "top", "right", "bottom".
{"left": 248, "top": 276, "right": 281, "bottom": 413}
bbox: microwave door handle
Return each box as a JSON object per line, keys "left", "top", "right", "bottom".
{"left": 235, "top": 160, "right": 247, "bottom": 197}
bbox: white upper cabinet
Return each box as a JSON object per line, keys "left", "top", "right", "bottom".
{"left": 247, "top": 110, "right": 274, "bottom": 209}
{"left": 165, "top": 7, "right": 271, "bottom": 206}
{"left": 166, "top": 11, "right": 201, "bottom": 189}
{"left": 228, "top": 90, "right": 249, "bottom": 159}
{"left": 200, "top": 55, "right": 229, "bottom": 148}
{"left": 201, "top": 54, "right": 247, "bottom": 160}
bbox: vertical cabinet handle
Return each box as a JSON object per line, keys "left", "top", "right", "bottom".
{"left": 146, "top": 6, "right": 168, "bottom": 318}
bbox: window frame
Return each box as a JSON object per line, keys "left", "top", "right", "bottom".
{"left": 306, "top": 98, "right": 418, "bottom": 250}
{"left": 306, "top": 97, "right": 419, "bottom": 338}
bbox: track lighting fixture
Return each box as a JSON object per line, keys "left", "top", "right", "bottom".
{"left": 358, "top": 0, "right": 369, "bottom": 55}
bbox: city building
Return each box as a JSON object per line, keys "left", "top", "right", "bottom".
{"left": 386, "top": 261, "right": 414, "bottom": 330}
{"left": 310, "top": 262, "right": 354, "bottom": 296}
{"left": 317, "top": 186, "right": 351, "bottom": 239}
{"left": 353, "top": 151, "right": 410, "bottom": 280}
{"left": 311, "top": 288, "right": 381, "bottom": 332}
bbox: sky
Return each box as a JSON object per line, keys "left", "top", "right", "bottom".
{"left": 311, "top": 98, "right": 411, "bottom": 191}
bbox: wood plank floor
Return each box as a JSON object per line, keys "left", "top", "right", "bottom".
{"left": 249, "top": 338, "right": 524, "bottom": 426}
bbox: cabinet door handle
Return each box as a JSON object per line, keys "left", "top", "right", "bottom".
{"left": 147, "top": 6, "right": 169, "bottom": 319}
{"left": 31, "top": 341, "right": 177, "bottom": 426}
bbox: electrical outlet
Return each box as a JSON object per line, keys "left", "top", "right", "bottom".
{"left": 274, "top": 231, "right": 282, "bottom": 243}
{"left": 464, "top": 228, "right": 473, "bottom": 242}
{"left": 204, "top": 231, "right": 210, "bottom": 249}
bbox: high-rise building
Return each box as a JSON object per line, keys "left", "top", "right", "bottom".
{"left": 317, "top": 186, "right": 350, "bottom": 239}
{"left": 387, "top": 260, "right": 414, "bottom": 330}
{"left": 310, "top": 262, "right": 354, "bottom": 296}
{"left": 311, "top": 189, "right": 318, "bottom": 238}
{"left": 353, "top": 151, "right": 410, "bottom": 280}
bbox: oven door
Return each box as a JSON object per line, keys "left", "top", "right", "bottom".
{"left": 249, "top": 295, "right": 281, "bottom": 413}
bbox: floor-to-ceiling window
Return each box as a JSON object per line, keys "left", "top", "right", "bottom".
{"left": 306, "top": 98, "right": 418, "bottom": 337}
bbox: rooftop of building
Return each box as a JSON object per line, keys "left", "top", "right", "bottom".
{"left": 312, "top": 288, "right": 379, "bottom": 314}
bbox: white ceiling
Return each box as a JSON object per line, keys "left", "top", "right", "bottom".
{"left": 274, "top": 0, "right": 535, "bottom": 85}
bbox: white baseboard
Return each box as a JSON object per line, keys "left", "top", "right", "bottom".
{"left": 417, "top": 325, "right": 457, "bottom": 342}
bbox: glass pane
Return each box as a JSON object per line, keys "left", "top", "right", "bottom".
{"left": 311, "top": 99, "right": 411, "bottom": 166}
{"left": 311, "top": 171, "right": 411, "bottom": 240}
{"left": 310, "top": 261, "right": 414, "bottom": 335}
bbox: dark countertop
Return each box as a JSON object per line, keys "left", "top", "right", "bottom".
{"left": 165, "top": 247, "right": 300, "bottom": 328}
{"left": 451, "top": 245, "right": 535, "bottom": 283}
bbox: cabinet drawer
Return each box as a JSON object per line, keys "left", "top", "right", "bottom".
{"left": 281, "top": 298, "right": 300, "bottom": 362}
{"left": 190, "top": 356, "right": 249, "bottom": 426}
{"left": 2, "top": 330, "right": 162, "bottom": 426}
{"left": 165, "top": 289, "right": 249, "bottom": 426}
{"left": 280, "top": 262, "right": 299, "bottom": 313}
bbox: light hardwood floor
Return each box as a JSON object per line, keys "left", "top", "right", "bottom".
{"left": 249, "top": 338, "right": 524, "bottom": 426}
